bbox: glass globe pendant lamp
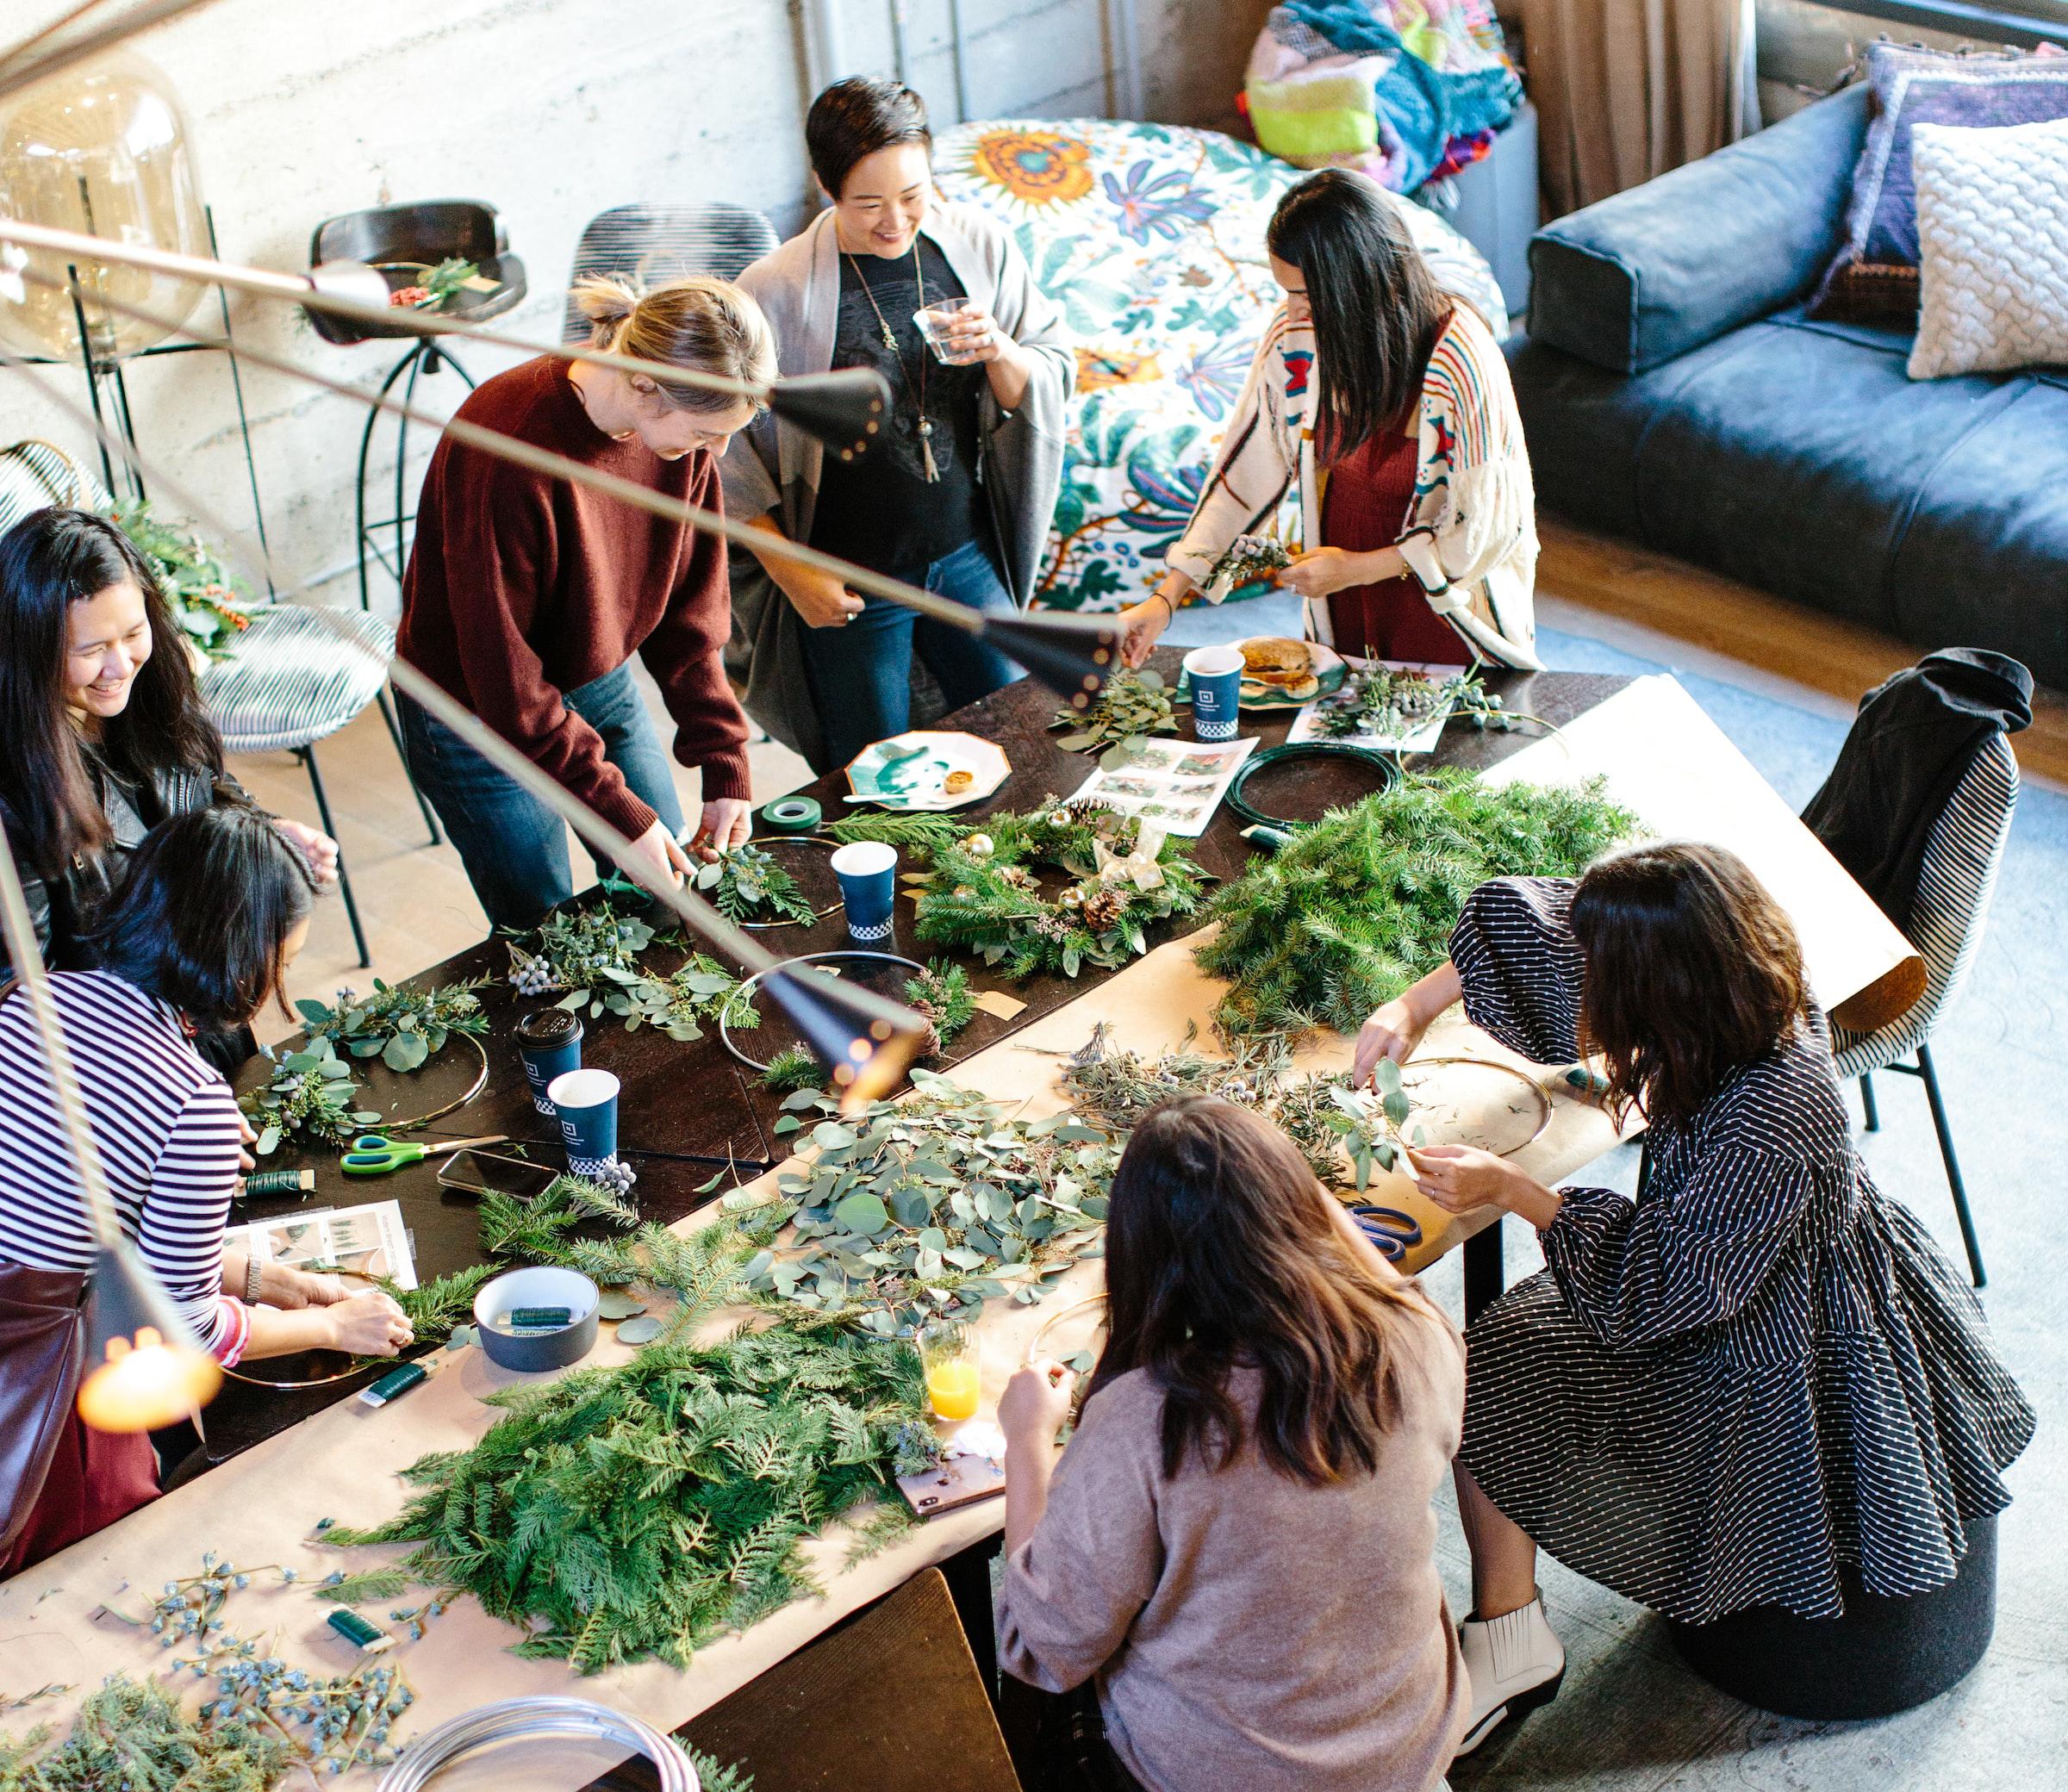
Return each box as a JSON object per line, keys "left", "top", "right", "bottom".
{"left": 0, "top": 47, "right": 210, "bottom": 360}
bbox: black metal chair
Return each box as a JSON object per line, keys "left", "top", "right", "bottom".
{"left": 1828, "top": 731, "right": 2019, "bottom": 1287}
{"left": 560, "top": 202, "right": 779, "bottom": 342}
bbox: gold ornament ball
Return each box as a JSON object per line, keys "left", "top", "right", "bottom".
{"left": 966, "top": 833, "right": 994, "bottom": 859}
{"left": 1048, "top": 810, "right": 1071, "bottom": 827}
{"left": 955, "top": 885, "right": 975, "bottom": 899}
{"left": 1059, "top": 886, "right": 1084, "bottom": 910}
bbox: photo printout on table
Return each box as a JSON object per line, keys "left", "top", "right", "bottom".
{"left": 223, "top": 1200, "right": 418, "bottom": 1288}
{"left": 1068, "top": 734, "right": 1257, "bottom": 836}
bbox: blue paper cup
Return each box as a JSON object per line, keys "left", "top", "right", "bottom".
{"left": 514, "top": 1010, "right": 582, "bottom": 1116}
{"left": 831, "top": 839, "right": 899, "bottom": 943}
{"left": 547, "top": 1067, "right": 620, "bottom": 1179}
{"left": 1185, "top": 644, "right": 1244, "bottom": 741}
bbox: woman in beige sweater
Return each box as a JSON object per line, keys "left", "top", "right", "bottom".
{"left": 997, "top": 1096, "right": 1467, "bottom": 1792}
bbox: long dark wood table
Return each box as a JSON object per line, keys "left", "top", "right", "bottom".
{"left": 202, "top": 652, "right": 1627, "bottom": 1468}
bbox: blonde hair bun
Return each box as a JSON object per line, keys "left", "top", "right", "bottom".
{"left": 570, "top": 273, "right": 779, "bottom": 415}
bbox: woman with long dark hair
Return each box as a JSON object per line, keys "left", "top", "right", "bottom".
{"left": 0, "top": 507, "right": 337, "bottom": 1009}
{"left": 1, "top": 806, "right": 410, "bottom": 1573}
{"left": 1119, "top": 167, "right": 1537, "bottom": 669}
{"left": 995, "top": 1098, "right": 1467, "bottom": 1791}
{"left": 1353, "top": 843, "right": 2034, "bottom": 1753}
{"left": 725, "top": 77, "right": 1074, "bottom": 773}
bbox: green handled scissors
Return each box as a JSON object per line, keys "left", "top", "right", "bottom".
{"left": 342, "top": 1133, "right": 508, "bottom": 1177}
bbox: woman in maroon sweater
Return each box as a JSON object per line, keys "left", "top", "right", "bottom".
{"left": 396, "top": 276, "right": 776, "bottom": 928}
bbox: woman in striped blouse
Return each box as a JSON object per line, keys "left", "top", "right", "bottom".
{"left": 1353, "top": 843, "right": 2033, "bottom": 1754}
{"left": 1117, "top": 169, "right": 1538, "bottom": 671}
{"left": 2, "top": 806, "right": 411, "bottom": 1571}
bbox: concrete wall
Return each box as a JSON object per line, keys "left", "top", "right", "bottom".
{"left": 3, "top": 0, "right": 1261, "bottom": 599}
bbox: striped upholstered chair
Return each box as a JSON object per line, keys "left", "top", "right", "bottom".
{"left": 0, "top": 440, "right": 428, "bottom": 969}
{"left": 559, "top": 202, "right": 781, "bottom": 342}
{"left": 1828, "top": 731, "right": 2019, "bottom": 1288}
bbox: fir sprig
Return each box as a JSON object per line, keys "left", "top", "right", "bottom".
{"left": 296, "top": 976, "right": 491, "bottom": 1073}
{"left": 1196, "top": 771, "right": 1636, "bottom": 1036}
{"left": 0, "top": 1677, "right": 300, "bottom": 1791}
{"left": 760, "top": 1047, "right": 825, "bottom": 1094}
{"left": 826, "top": 812, "right": 969, "bottom": 861}
{"left": 476, "top": 1174, "right": 638, "bottom": 1267}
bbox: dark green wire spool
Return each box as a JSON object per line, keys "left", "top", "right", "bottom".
{"left": 1224, "top": 742, "right": 1401, "bottom": 836}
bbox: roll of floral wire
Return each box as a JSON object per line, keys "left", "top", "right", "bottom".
{"left": 376, "top": 1696, "right": 701, "bottom": 1791}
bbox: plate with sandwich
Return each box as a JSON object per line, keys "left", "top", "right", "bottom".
{"left": 1232, "top": 636, "right": 1346, "bottom": 708}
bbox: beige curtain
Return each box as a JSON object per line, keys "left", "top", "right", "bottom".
{"left": 1521, "top": 0, "right": 1759, "bottom": 216}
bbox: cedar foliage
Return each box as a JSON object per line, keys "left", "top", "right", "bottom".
{"left": 1197, "top": 771, "right": 1636, "bottom": 1036}
{"left": 0, "top": 1677, "right": 296, "bottom": 1791}
{"left": 332, "top": 1320, "right": 932, "bottom": 1674}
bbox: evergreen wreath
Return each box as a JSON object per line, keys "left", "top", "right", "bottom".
{"left": 1196, "top": 770, "right": 1637, "bottom": 1036}
{"left": 505, "top": 903, "right": 755, "bottom": 1042}
{"left": 838, "top": 799, "right": 1208, "bottom": 980}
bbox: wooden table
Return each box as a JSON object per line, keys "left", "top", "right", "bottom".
{"left": 0, "top": 662, "right": 1922, "bottom": 1787}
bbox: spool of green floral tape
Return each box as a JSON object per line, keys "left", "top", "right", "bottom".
{"left": 761, "top": 796, "right": 822, "bottom": 834}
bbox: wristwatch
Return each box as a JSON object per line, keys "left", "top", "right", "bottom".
{"left": 244, "top": 1254, "right": 265, "bottom": 1304}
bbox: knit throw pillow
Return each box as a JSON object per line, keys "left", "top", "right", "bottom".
{"left": 1909, "top": 116, "right": 2068, "bottom": 380}
{"left": 1811, "top": 42, "right": 2068, "bottom": 324}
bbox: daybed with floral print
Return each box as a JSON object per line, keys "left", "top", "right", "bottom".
{"left": 934, "top": 117, "right": 1505, "bottom": 613}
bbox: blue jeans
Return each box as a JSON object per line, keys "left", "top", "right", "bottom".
{"left": 799, "top": 536, "right": 1019, "bottom": 771}
{"left": 396, "top": 663, "right": 685, "bottom": 930}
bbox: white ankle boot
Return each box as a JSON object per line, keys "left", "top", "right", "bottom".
{"left": 1454, "top": 1592, "right": 1565, "bottom": 1756}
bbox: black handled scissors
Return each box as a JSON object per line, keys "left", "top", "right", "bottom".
{"left": 1349, "top": 1204, "right": 1423, "bottom": 1263}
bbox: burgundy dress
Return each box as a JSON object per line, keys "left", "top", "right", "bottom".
{"left": 1319, "top": 426, "right": 1466, "bottom": 665}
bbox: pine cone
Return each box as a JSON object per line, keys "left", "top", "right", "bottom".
{"left": 1082, "top": 888, "right": 1126, "bottom": 932}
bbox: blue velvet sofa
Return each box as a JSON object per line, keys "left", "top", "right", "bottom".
{"left": 1504, "top": 84, "right": 2068, "bottom": 690}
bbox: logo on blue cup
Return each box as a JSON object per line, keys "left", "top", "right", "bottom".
{"left": 1184, "top": 645, "right": 1244, "bottom": 742}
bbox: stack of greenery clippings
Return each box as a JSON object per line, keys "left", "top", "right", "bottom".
{"left": 741, "top": 1070, "right": 1116, "bottom": 1335}
{"left": 332, "top": 1293, "right": 936, "bottom": 1672}
{"left": 1196, "top": 770, "right": 1636, "bottom": 1037}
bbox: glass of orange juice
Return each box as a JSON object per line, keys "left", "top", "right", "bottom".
{"left": 919, "top": 1321, "right": 982, "bottom": 1422}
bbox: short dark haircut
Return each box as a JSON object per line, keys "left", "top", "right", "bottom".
{"left": 84, "top": 805, "right": 316, "bottom": 1033}
{"left": 1266, "top": 170, "right": 1452, "bottom": 461}
{"left": 806, "top": 76, "right": 931, "bottom": 201}
{"left": 1572, "top": 843, "right": 1813, "bottom": 1124}
{"left": 0, "top": 506, "right": 223, "bottom": 879}
{"left": 1088, "top": 1096, "right": 1440, "bottom": 1486}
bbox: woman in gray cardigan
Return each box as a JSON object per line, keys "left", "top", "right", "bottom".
{"left": 723, "top": 78, "right": 1074, "bottom": 773}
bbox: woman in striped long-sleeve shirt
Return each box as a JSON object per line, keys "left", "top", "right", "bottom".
{"left": 2, "top": 806, "right": 411, "bottom": 1571}
{"left": 1353, "top": 843, "right": 2034, "bottom": 1755}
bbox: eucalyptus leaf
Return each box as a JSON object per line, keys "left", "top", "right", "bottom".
{"left": 833, "top": 1191, "right": 890, "bottom": 1236}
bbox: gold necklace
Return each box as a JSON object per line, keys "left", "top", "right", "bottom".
{"left": 843, "top": 240, "right": 938, "bottom": 483}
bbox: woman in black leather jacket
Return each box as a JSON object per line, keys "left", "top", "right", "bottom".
{"left": 0, "top": 508, "right": 339, "bottom": 1065}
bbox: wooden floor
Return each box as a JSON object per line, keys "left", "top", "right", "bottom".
{"left": 235, "top": 524, "right": 2065, "bottom": 1036}
{"left": 1537, "top": 520, "right": 2068, "bottom": 787}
